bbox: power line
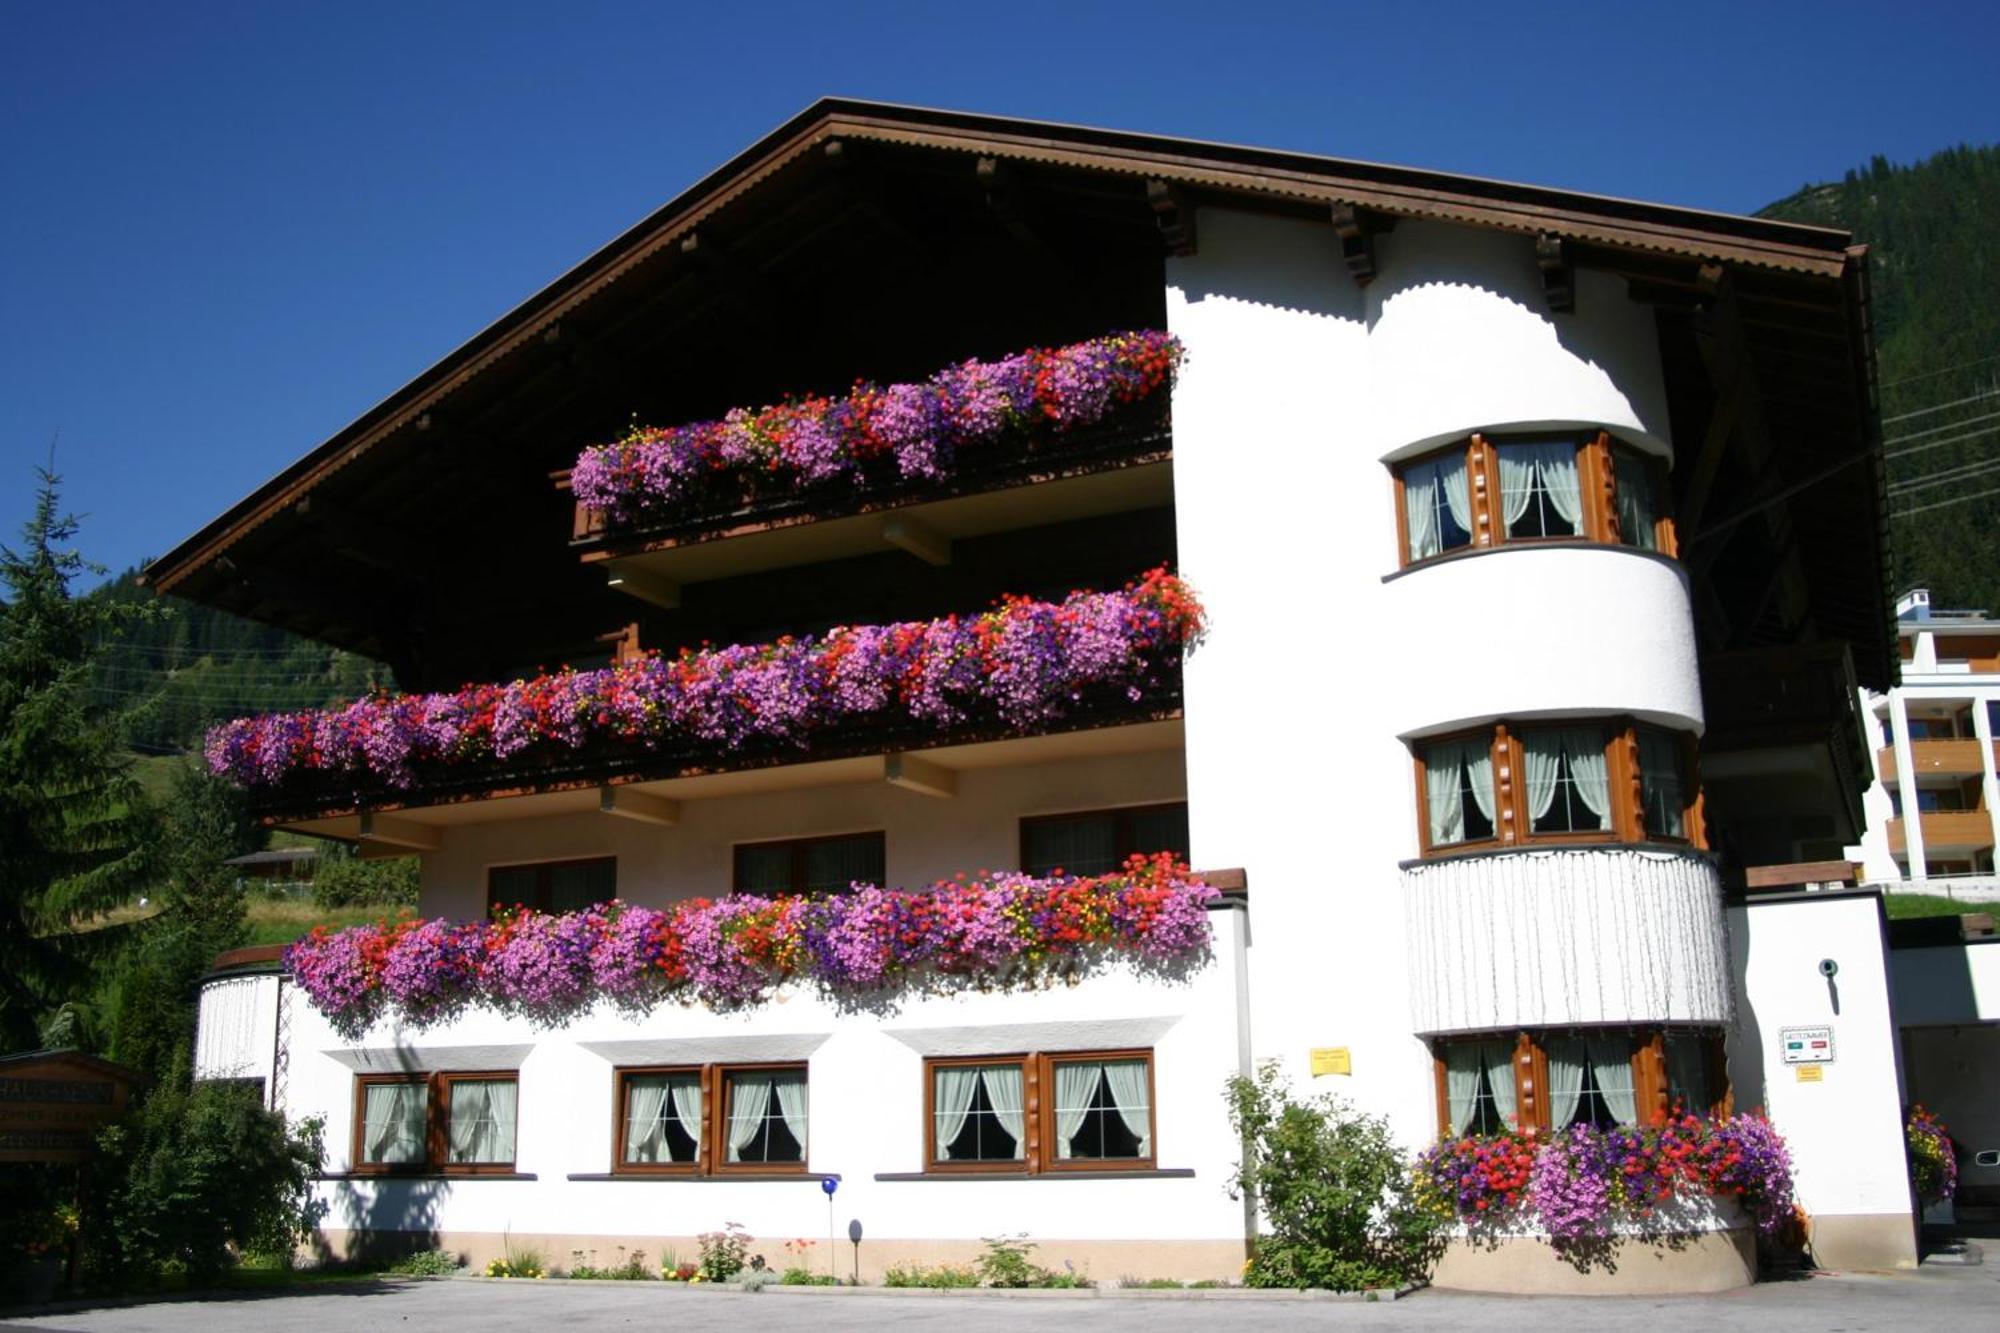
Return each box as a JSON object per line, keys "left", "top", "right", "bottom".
{"left": 1880, "top": 388, "right": 2000, "bottom": 425}
{"left": 1887, "top": 457, "right": 2000, "bottom": 496}
{"left": 1883, "top": 424, "right": 2000, "bottom": 462}
{"left": 1880, "top": 407, "right": 2000, "bottom": 447}
{"left": 1880, "top": 350, "right": 2000, "bottom": 391}
{"left": 1893, "top": 481, "right": 2000, "bottom": 519}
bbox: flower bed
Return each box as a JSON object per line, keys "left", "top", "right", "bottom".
{"left": 1907, "top": 1105, "right": 1957, "bottom": 1206}
{"left": 568, "top": 330, "right": 1182, "bottom": 526}
{"left": 284, "top": 854, "right": 1218, "bottom": 1035}
{"left": 205, "top": 568, "right": 1202, "bottom": 792}
{"left": 1414, "top": 1112, "right": 1797, "bottom": 1243}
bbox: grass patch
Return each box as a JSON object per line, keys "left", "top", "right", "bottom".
{"left": 242, "top": 901, "right": 397, "bottom": 947}
{"left": 1884, "top": 893, "right": 1989, "bottom": 920}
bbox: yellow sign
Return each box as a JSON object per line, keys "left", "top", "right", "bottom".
{"left": 1310, "top": 1047, "right": 1352, "bottom": 1077}
{"left": 1795, "top": 1064, "right": 1824, "bottom": 1084}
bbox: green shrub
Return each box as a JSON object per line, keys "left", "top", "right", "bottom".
{"left": 87, "top": 1081, "right": 324, "bottom": 1286}
{"left": 1225, "top": 1062, "right": 1442, "bottom": 1291}
{"left": 697, "top": 1223, "right": 751, "bottom": 1281}
{"left": 882, "top": 1261, "right": 979, "bottom": 1288}
{"left": 311, "top": 848, "right": 419, "bottom": 908}
{"left": 566, "top": 1246, "right": 651, "bottom": 1280}
{"left": 389, "top": 1250, "right": 461, "bottom": 1276}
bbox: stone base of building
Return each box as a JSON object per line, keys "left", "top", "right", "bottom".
{"left": 310, "top": 1229, "right": 1249, "bottom": 1285}
{"left": 1805, "top": 1212, "right": 1919, "bottom": 1271}
{"left": 1430, "top": 1225, "right": 1756, "bottom": 1295}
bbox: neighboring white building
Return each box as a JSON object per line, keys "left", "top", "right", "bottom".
{"left": 162, "top": 100, "right": 1917, "bottom": 1288}
{"left": 1852, "top": 589, "right": 2000, "bottom": 896}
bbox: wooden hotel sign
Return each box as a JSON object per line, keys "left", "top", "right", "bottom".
{"left": 0, "top": 1049, "right": 140, "bottom": 1163}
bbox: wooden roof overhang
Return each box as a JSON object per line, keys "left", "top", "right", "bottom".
{"left": 142, "top": 98, "right": 1891, "bottom": 692}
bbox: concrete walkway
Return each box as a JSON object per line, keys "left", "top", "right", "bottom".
{"left": 5, "top": 1264, "right": 1996, "bottom": 1332}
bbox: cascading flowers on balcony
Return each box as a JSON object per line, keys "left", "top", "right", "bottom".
{"left": 282, "top": 854, "right": 1217, "bottom": 1037}
{"left": 1907, "top": 1105, "right": 1957, "bottom": 1206}
{"left": 568, "top": 330, "right": 1183, "bottom": 524}
{"left": 1413, "top": 1111, "right": 1798, "bottom": 1242}
{"left": 204, "top": 567, "right": 1203, "bottom": 790}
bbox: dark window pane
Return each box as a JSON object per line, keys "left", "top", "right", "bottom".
{"left": 802, "top": 835, "right": 884, "bottom": 893}
{"left": 547, "top": 859, "right": 614, "bottom": 913}
{"left": 734, "top": 844, "right": 795, "bottom": 894}
{"left": 1126, "top": 805, "right": 1191, "bottom": 861}
{"left": 488, "top": 866, "right": 537, "bottom": 912}
{"left": 1024, "top": 814, "right": 1121, "bottom": 877}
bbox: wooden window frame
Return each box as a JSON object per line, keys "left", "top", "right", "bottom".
{"left": 351, "top": 1070, "right": 518, "bottom": 1176}
{"left": 731, "top": 831, "right": 885, "bottom": 895}
{"left": 485, "top": 855, "right": 617, "bottom": 916}
{"left": 1430, "top": 1029, "right": 1728, "bottom": 1138}
{"left": 1413, "top": 719, "right": 1705, "bottom": 859}
{"left": 1391, "top": 431, "right": 1678, "bottom": 570}
{"left": 610, "top": 1062, "right": 809, "bottom": 1176}
{"left": 922, "top": 1049, "right": 1157, "bottom": 1175}
{"left": 1017, "top": 802, "right": 1191, "bottom": 877}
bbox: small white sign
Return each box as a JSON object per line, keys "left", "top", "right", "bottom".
{"left": 1780, "top": 1025, "right": 1835, "bottom": 1065}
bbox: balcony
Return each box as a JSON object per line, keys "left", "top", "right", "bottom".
{"left": 1878, "top": 739, "right": 1997, "bottom": 783}
{"left": 1888, "top": 811, "right": 1996, "bottom": 855}
{"left": 203, "top": 573, "right": 1199, "bottom": 827}
{"left": 564, "top": 331, "right": 1179, "bottom": 599}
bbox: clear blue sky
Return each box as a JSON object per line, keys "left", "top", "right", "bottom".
{"left": 4, "top": 0, "right": 1995, "bottom": 585}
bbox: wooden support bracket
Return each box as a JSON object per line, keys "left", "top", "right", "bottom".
{"left": 884, "top": 753, "right": 957, "bottom": 799}
{"left": 880, "top": 516, "right": 951, "bottom": 566}
{"left": 357, "top": 812, "right": 441, "bottom": 853}
{"left": 605, "top": 562, "right": 681, "bottom": 609}
{"left": 1536, "top": 233, "right": 1574, "bottom": 313}
{"left": 1330, "top": 204, "right": 1393, "bottom": 286}
{"left": 598, "top": 784, "right": 680, "bottom": 827}
{"left": 1146, "top": 179, "right": 1197, "bottom": 257}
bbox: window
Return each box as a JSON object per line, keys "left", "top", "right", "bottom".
{"left": 613, "top": 1063, "right": 808, "bottom": 1174}
{"left": 733, "top": 832, "right": 884, "bottom": 894}
{"left": 1393, "top": 432, "right": 1676, "bottom": 567}
{"left": 1433, "top": 1029, "right": 1724, "bottom": 1136}
{"left": 924, "top": 1051, "right": 1156, "bottom": 1173}
{"left": 1020, "top": 803, "right": 1190, "bottom": 877}
{"left": 353, "top": 1072, "right": 517, "bottom": 1173}
{"left": 1414, "top": 721, "right": 1701, "bottom": 856}
{"left": 487, "top": 856, "right": 615, "bottom": 916}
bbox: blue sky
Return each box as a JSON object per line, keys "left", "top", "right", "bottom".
{"left": 4, "top": 0, "right": 1995, "bottom": 585}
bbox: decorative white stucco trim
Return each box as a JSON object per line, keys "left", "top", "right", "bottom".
{"left": 578, "top": 1033, "right": 832, "bottom": 1065}
{"left": 1404, "top": 847, "right": 1732, "bottom": 1034}
{"left": 325, "top": 1043, "right": 535, "bottom": 1073}
{"left": 884, "top": 1016, "right": 1182, "bottom": 1057}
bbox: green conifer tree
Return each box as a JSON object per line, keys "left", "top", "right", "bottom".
{"left": 0, "top": 468, "right": 154, "bottom": 1049}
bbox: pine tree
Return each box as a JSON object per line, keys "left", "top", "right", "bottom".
{"left": 0, "top": 468, "right": 155, "bottom": 1049}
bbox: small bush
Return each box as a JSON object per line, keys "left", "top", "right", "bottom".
{"left": 487, "top": 1235, "right": 544, "bottom": 1279}
{"left": 566, "top": 1246, "right": 652, "bottom": 1280}
{"left": 1226, "top": 1062, "right": 1442, "bottom": 1291}
{"left": 390, "top": 1250, "right": 460, "bottom": 1276}
{"left": 882, "top": 1262, "right": 979, "bottom": 1288}
{"left": 311, "top": 847, "right": 419, "bottom": 908}
{"left": 697, "top": 1223, "right": 751, "bottom": 1282}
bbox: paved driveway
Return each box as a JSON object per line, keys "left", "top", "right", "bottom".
{"left": 5, "top": 1264, "right": 1996, "bottom": 1333}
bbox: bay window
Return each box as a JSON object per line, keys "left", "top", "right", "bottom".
{"left": 1415, "top": 720, "right": 1702, "bottom": 856}
{"left": 924, "top": 1050, "right": 1155, "bottom": 1173}
{"left": 1393, "top": 431, "right": 1676, "bottom": 567}
{"left": 353, "top": 1071, "right": 518, "bottom": 1174}
{"left": 613, "top": 1063, "right": 808, "bottom": 1174}
{"left": 1433, "top": 1029, "right": 1726, "bottom": 1137}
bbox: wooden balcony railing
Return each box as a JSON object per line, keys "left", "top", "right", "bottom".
{"left": 1878, "top": 738, "right": 1996, "bottom": 783}
{"left": 1888, "top": 811, "right": 1996, "bottom": 854}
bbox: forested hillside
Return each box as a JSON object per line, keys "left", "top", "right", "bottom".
{"left": 1761, "top": 143, "right": 2000, "bottom": 614}
{"left": 89, "top": 568, "right": 387, "bottom": 754}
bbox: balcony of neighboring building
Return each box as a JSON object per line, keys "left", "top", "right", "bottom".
{"left": 1877, "top": 737, "right": 2000, "bottom": 783}
{"left": 1887, "top": 810, "right": 1995, "bottom": 857}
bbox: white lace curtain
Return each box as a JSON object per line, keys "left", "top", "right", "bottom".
{"left": 1052, "top": 1060, "right": 1150, "bottom": 1159}
{"left": 447, "top": 1078, "right": 516, "bottom": 1164}
{"left": 726, "top": 1072, "right": 808, "bottom": 1162}
{"left": 1424, "top": 738, "right": 1495, "bottom": 845}
{"left": 625, "top": 1073, "right": 703, "bottom": 1163}
{"left": 934, "top": 1064, "right": 1026, "bottom": 1160}
{"left": 1544, "top": 1037, "right": 1587, "bottom": 1129}
{"left": 1441, "top": 1041, "right": 1518, "bottom": 1133}
{"left": 362, "top": 1082, "right": 427, "bottom": 1164}
{"left": 1497, "top": 443, "right": 1582, "bottom": 531}
{"left": 1589, "top": 1037, "right": 1638, "bottom": 1124}
{"left": 1403, "top": 453, "right": 1473, "bottom": 560}
{"left": 1520, "top": 728, "right": 1610, "bottom": 831}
